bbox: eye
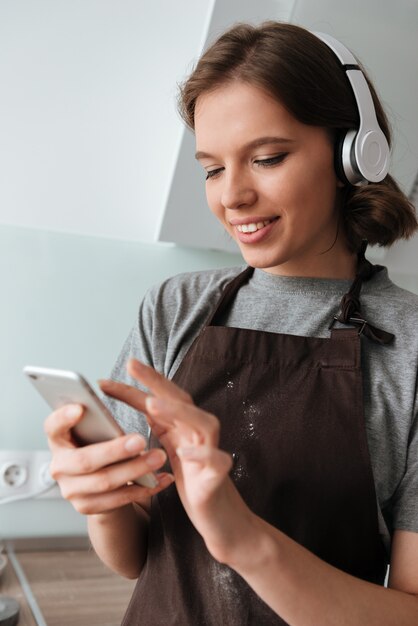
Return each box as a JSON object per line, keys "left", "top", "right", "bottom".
{"left": 205, "top": 167, "right": 224, "bottom": 180}
{"left": 204, "top": 153, "right": 288, "bottom": 180}
{"left": 254, "top": 154, "right": 288, "bottom": 167}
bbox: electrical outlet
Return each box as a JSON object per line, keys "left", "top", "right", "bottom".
{"left": 0, "top": 451, "right": 61, "bottom": 501}
{"left": 1, "top": 463, "right": 28, "bottom": 488}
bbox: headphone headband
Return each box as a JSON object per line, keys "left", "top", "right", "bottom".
{"left": 313, "top": 32, "right": 390, "bottom": 185}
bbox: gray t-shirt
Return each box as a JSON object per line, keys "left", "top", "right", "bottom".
{"left": 107, "top": 264, "right": 418, "bottom": 554}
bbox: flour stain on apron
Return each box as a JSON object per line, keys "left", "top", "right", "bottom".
{"left": 206, "top": 559, "right": 243, "bottom": 620}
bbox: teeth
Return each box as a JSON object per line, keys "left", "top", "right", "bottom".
{"left": 236, "top": 219, "right": 273, "bottom": 233}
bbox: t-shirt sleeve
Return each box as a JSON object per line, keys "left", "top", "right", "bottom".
{"left": 102, "top": 289, "right": 157, "bottom": 438}
{"left": 391, "top": 409, "right": 418, "bottom": 533}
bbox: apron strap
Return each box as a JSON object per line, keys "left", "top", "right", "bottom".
{"left": 206, "top": 266, "right": 254, "bottom": 327}
{"left": 208, "top": 245, "right": 394, "bottom": 345}
{"left": 329, "top": 240, "right": 395, "bottom": 345}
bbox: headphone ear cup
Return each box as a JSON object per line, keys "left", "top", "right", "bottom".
{"left": 334, "top": 130, "right": 351, "bottom": 186}
{"left": 335, "top": 129, "right": 365, "bottom": 186}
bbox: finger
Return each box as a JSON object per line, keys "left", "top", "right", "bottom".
{"left": 128, "top": 359, "right": 193, "bottom": 403}
{"left": 98, "top": 360, "right": 193, "bottom": 427}
{"left": 49, "top": 432, "right": 147, "bottom": 477}
{"left": 57, "top": 448, "right": 168, "bottom": 499}
{"left": 177, "top": 445, "right": 233, "bottom": 473}
{"left": 176, "top": 446, "right": 232, "bottom": 498}
{"left": 145, "top": 396, "right": 220, "bottom": 446}
{"left": 70, "top": 475, "right": 174, "bottom": 516}
{"left": 98, "top": 380, "right": 155, "bottom": 436}
{"left": 98, "top": 379, "right": 148, "bottom": 413}
{"left": 146, "top": 412, "right": 189, "bottom": 445}
{"left": 44, "top": 404, "right": 84, "bottom": 449}
{"left": 154, "top": 431, "right": 183, "bottom": 473}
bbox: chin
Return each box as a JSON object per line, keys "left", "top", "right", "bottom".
{"left": 240, "top": 251, "right": 288, "bottom": 270}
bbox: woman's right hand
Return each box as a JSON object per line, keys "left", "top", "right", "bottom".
{"left": 44, "top": 403, "right": 174, "bottom": 516}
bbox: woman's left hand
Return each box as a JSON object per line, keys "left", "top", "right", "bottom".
{"left": 99, "top": 358, "right": 256, "bottom": 564}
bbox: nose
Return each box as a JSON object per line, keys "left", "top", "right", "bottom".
{"left": 220, "top": 168, "right": 257, "bottom": 210}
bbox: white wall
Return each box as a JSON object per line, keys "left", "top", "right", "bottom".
{"left": 0, "top": 0, "right": 297, "bottom": 250}
{"left": 0, "top": 0, "right": 212, "bottom": 241}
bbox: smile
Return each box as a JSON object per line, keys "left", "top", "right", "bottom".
{"left": 236, "top": 218, "right": 277, "bottom": 233}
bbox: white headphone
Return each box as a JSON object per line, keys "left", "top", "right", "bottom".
{"left": 313, "top": 32, "right": 390, "bottom": 186}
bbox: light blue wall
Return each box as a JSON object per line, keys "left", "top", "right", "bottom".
{"left": 0, "top": 224, "right": 241, "bottom": 538}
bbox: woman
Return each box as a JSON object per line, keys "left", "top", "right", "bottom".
{"left": 45, "top": 22, "right": 418, "bottom": 625}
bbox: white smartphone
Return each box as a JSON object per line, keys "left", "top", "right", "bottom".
{"left": 23, "top": 365, "right": 158, "bottom": 489}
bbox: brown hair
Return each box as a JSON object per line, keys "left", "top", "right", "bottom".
{"left": 177, "top": 21, "right": 417, "bottom": 251}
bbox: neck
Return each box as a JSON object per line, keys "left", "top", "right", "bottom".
{"left": 262, "top": 247, "right": 358, "bottom": 280}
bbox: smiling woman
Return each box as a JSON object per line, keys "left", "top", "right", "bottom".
{"left": 194, "top": 82, "right": 349, "bottom": 277}
{"left": 44, "top": 20, "right": 418, "bottom": 626}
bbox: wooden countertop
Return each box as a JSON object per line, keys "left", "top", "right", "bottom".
{"left": 0, "top": 547, "right": 136, "bottom": 626}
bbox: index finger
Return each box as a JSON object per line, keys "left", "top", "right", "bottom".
{"left": 127, "top": 359, "right": 193, "bottom": 404}
{"left": 99, "top": 359, "right": 192, "bottom": 412}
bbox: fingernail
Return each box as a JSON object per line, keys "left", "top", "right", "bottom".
{"left": 176, "top": 446, "right": 196, "bottom": 458}
{"left": 145, "top": 396, "right": 166, "bottom": 412}
{"left": 157, "top": 474, "right": 174, "bottom": 488}
{"left": 65, "top": 405, "right": 82, "bottom": 419}
{"left": 128, "top": 358, "right": 143, "bottom": 371}
{"left": 98, "top": 379, "right": 111, "bottom": 388}
{"left": 124, "top": 435, "right": 145, "bottom": 452}
{"left": 145, "top": 449, "right": 166, "bottom": 468}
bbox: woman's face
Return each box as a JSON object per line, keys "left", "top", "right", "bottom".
{"left": 194, "top": 81, "right": 353, "bottom": 277}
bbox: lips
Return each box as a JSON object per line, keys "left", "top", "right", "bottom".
{"left": 233, "top": 217, "right": 279, "bottom": 244}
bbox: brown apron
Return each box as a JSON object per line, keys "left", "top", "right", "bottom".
{"left": 122, "top": 251, "right": 391, "bottom": 626}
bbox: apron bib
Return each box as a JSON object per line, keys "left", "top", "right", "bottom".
{"left": 122, "top": 254, "right": 390, "bottom": 625}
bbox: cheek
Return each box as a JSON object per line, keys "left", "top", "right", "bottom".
{"left": 282, "top": 156, "right": 337, "bottom": 212}
{"left": 205, "top": 185, "right": 223, "bottom": 219}
{"left": 275, "top": 180, "right": 338, "bottom": 237}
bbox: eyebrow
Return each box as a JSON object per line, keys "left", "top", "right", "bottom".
{"left": 195, "top": 136, "right": 295, "bottom": 160}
